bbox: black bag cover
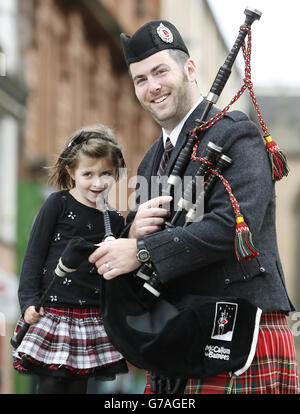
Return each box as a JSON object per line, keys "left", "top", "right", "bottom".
{"left": 59, "top": 237, "right": 97, "bottom": 270}
{"left": 62, "top": 238, "right": 262, "bottom": 379}
{"left": 101, "top": 273, "right": 262, "bottom": 379}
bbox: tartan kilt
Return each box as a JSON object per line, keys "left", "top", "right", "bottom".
{"left": 12, "top": 307, "right": 127, "bottom": 378}
{"left": 145, "top": 311, "right": 300, "bottom": 394}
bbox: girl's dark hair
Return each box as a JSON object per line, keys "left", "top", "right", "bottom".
{"left": 48, "top": 124, "right": 126, "bottom": 189}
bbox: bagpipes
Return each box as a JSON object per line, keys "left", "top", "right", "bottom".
{"left": 101, "top": 7, "right": 287, "bottom": 393}
{"left": 11, "top": 8, "right": 288, "bottom": 393}
{"left": 130, "top": 5, "right": 289, "bottom": 300}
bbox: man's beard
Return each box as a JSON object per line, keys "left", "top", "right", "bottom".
{"left": 147, "top": 75, "right": 192, "bottom": 131}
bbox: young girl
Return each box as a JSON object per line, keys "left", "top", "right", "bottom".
{"left": 12, "top": 124, "right": 128, "bottom": 394}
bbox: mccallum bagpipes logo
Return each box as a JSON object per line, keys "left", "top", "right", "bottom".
{"left": 204, "top": 302, "right": 238, "bottom": 361}
{"left": 291, "top": 312, "right": 300, "bottom": 337}
{"left": 211, "top": 302, "right": 238, "bottom": 342}
{"left": 205, "top": 344, "right": 231, "bottom": 361}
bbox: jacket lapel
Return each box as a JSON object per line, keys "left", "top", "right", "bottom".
{"left": 150, "top": 135, "right": 164, "bottom": 177}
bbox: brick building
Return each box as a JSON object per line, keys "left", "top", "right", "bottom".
{"left": 2, "top": 0, "right": 161, "bottom": 394}
{"left": 19, "top": 0, "right": 161, "bottom": 188}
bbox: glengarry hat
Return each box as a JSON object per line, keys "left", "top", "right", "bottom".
{"left": 120, "top": 20, "right": 190, "bottom": 66}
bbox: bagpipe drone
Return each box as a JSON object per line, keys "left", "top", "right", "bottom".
{"left": 11, "top": 7, "right": 288, "bottom": 394}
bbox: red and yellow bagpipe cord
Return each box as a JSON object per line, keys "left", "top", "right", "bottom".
{"left": 188, "top": 151, "right": 259, "bottom": 262}
{"left": 188, "top": 26, "right": 290, "bottom": 261}
{"left": 191, "top": 26, "right": 289, "bottom": 181}
{"left": 211, "top": 168, "right": 259, "bottom": 262}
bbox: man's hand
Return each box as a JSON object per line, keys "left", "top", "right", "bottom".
{"left": 129, "top": 195, "right": 172, "bottom": 239}
{"left": 89, "top": 196, "right": 172, "bottom": 279}
{"left": 89, "top": 238, "right": 140, "bottom": 280}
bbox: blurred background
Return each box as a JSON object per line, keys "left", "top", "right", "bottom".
{"left": 0, "top": 0, "right": 299, "bottom": 394}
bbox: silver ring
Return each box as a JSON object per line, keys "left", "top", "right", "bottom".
{"left": 105, "top": 263, "right": 111, "bottom": 271}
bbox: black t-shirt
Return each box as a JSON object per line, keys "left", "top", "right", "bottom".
{"left": 18, "top": 190, "right": 124, "bottom": 314}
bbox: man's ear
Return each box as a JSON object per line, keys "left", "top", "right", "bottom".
{"left": 185, "top": 59, "right": 198, "bottom": 83}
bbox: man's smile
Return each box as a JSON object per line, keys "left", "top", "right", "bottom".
{"left": 151, "top": 94, "right": 170, "bottom": 104}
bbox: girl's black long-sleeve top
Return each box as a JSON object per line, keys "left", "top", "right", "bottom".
{"left": 18, "top": 190, "right": 124, "bottom": 315}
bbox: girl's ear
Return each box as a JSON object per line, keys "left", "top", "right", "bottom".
{"left": 65, "top": 165, "right": 75, "bottom": 180}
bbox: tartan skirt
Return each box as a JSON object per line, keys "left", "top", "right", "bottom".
{"left": 145, "top": 311, "right": 300, "bottom": 394}
{"left": 12, "top": 307, "right": 128, "bottom": 379}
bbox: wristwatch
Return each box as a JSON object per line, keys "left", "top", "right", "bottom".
{"left": 136, "top": 238, "right": 151, "bottom": 263}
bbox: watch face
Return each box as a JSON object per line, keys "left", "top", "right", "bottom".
{"left": 138, "top": 249, "right": 150, "bottom": 262}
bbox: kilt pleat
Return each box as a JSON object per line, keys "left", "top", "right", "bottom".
{"left": 12, "top": 307, "right": 125, "bottom": 376}
{"left": 145, "top": 311, "right": 300, "bottom": 394}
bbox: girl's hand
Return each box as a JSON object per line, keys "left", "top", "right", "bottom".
{"left": 24, "top": 306, "right": 44, "bottom": 324}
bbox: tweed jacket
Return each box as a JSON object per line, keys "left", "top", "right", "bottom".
{"left": 129, "top": 99, "right": 294, "bottom": 313}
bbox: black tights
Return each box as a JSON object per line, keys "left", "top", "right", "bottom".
{"left": 37, "top": 376, "right": 88, "bottom": 394}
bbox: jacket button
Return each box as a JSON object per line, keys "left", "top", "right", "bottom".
{"left": 173, "top": 237, "right": 180, "bottom": 242}
{"left": 225, "top": 278, "right": 230, "bottom": 285}
{"left": 259, "top": 267, "right": 265, "bottom": 273}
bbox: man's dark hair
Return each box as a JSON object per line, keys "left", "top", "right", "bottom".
{"left": 167, "top": 49, "right": 190, "bottom": 68}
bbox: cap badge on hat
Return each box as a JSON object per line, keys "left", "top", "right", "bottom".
{"left": 156, "top": 23, "right": 174, "bottom": 44}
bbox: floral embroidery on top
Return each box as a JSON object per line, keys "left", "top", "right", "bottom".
{"left": 54, "top": 233, "right": 61, "bottom": 242}
{"left": 50, "top": 295, "right": 57, "bottom": 302}
{"left": 63, "top": 277, "right": 72, "bottom": 286}
{"left": 68, "top": 211, "right": 76, "bottom": 220}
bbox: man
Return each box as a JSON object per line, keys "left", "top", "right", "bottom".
{"left": 89, "top": 20, "right": 299, "bottom": 394}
